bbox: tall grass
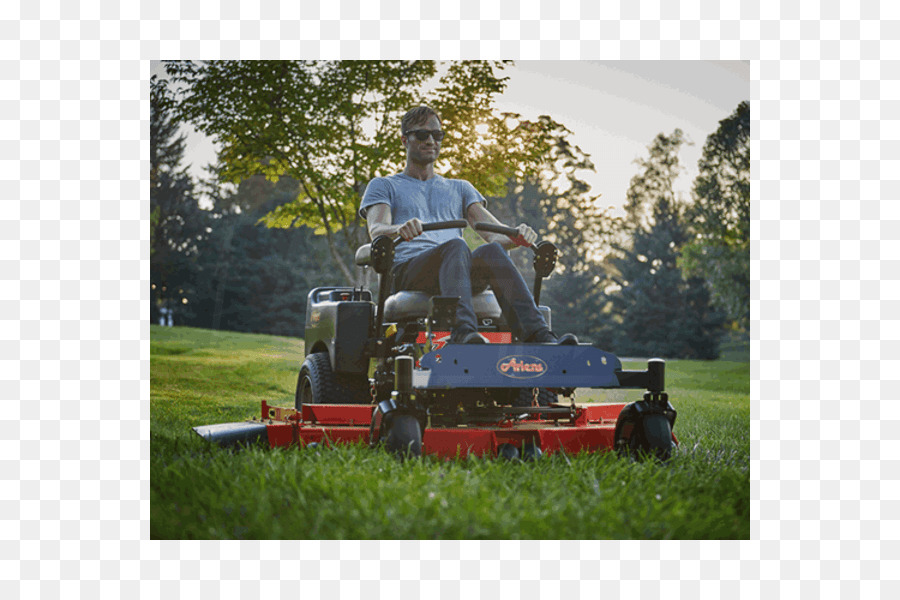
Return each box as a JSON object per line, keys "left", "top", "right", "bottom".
{"left": 151, "top": 326, "right": 749, "bottom": 539}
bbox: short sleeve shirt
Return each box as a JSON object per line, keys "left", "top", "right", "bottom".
{"left": 359, "top": 173, "right": 485, "bottom": 266}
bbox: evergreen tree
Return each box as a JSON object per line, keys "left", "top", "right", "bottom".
{"left": 606, "top": 131, "right": 725, "bottom": 359}
{"left": 150, "top": 76, "right": 208, "bottom": 325}
{"left": 680, "top": 101, "right": 750, "bottom": 331}
{"left": 189, "top": 175, "right": 342, "bottom": 337}
{"left": 624, "top": 129, "right": 689, "bottom": 232}
{"left": 609, "top": 197, "right": 724, "bottom": 358}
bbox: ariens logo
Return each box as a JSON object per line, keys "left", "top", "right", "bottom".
{"left": 496, "top": 355, "right": 547, "bottom": 379}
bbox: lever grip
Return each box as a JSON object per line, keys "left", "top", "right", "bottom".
{"left": 422, "top": 219, "right": 468, "bottom": 231}
{"left": 393, "top": 220, "right": 468, "bottom": 244}
{"left": 473, "top": 222, "right": 519, "bottom": 237}
{"left": 473, "top": 222, "right": 535, "bottom": 249}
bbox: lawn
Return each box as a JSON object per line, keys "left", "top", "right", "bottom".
{"left": 150, "top": 325, "right": 749, "bottom": 539}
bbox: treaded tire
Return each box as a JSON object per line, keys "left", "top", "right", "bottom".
{"left": 295, "top": 353, "right": 369, "bottom": 409}
{"left": 637, "top": 413, "right": 674, "bottom": 461}
{"left": 384, "top": 414, "right": 422, "bottom": 459}
{"left": 615, "top": 404, "right": 674, "bottom": 462}
{"left": 296, "top": 353, "right": 336, "bottom": 409}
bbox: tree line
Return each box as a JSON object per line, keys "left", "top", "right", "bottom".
{"left": 151, "top": 61, "right": 749, "bottom": 359}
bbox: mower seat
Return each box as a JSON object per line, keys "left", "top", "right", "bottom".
{"left": 384, "top": 290, "right": 502, "bottom": 322}
{"left": 355, "top": 243, "right": 503, "bottom": 323}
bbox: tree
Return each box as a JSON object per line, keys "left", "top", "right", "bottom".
{"left": 150, "top": 75, "right": 208, "bottom": 325}
{"left": 624, "top": 129, "right": 690, "bottom": 232}
{"left": 485, "top": 118, "right": 622, "bottom": 340}
{"left": 159, "top": 60, "right": 575, "bottom": 285}
{"left": 188, "top": 174, "right": 343, "bottom": 337}
{"left": 606, "top": 131, "right": 725, "bottom": 359}
{"left": 609, "top": 197, "right": 724, "bottom": 359}
{"left": 680, "top": 101, "right": 750, "bottom": 330}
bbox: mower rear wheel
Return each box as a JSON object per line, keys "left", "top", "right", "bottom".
{"left": 384, "top": 414, "right": 422, "bottom": 459}
{"left": 295, "top": 353, "right": 370, "bottom": 409}
{"left": 296, "top": 353, "right": 334, "bottom": 409}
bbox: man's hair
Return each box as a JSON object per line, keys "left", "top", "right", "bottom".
{"left": 401, "top": 106, "right": 442, "bottom": 135}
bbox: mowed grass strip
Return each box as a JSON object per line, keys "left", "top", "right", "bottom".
{"left": 150, "top": 326, "right": 749, "bottom": 540}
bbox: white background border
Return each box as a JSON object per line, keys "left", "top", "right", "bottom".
{"left": 2, "top": 0, "right": 895, "bottom": 597}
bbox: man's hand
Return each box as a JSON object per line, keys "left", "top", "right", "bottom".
{"left": 397, "top": 218, "right": 424, "bottom": 241}
{"left": 465, "top": 202, "right": 537, "bottom": 249}
{"left": 511, "top": 223, "right": 538, "bottom": 247}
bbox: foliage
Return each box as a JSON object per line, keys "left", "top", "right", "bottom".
{"left": 151, "top": 72, "right": 340, "bottom": 334}
{"left": 680, "top": 101, "right": 751, "bottom": 330}
{"left": 484, "top": 122, "right": 623, "bottom": 341}
{"left": 159, "top": 60, "right": 576, "bottom": 284}
{"left": 605, "top": 131, "right": 725, "bottom": 359}
{"left": 608, "top": 197, "right": 725, "bottom": 359}
{"left": 150, "top": 76, "right": 208, "bottom": 325}
{"left": 153, "top": 62, "right": 747, "bottom": 358}
{"left": 188, "top": 175, "right": 344, "bottom": 337}
{"left": 150, "top": 326, "right": 749, "bottom": 540}
{"left": 624, "top": 129, "right": 690, "bottom": 232}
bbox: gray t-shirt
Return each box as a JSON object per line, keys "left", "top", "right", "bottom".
{"left": 359, "top": 173, "right": 485, "bottom": 266}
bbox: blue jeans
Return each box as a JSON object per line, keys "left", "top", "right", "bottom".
{"left": 391, "top": 239, "right": 550, "bottom": 342}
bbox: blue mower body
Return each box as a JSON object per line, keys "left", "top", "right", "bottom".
{"left": 415, "top": 344, "right": 623, "bottom": 389}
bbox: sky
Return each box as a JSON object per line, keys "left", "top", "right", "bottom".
{"left": 493, "top": 61, "right": 749, "bottom": 215}
{"left": 156, "top": 60, "right": 750, "bottom": 216}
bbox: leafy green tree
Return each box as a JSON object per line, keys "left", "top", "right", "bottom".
{"left": 159, "top": 60, "right": 575, "bottom": 284}
{"left": 606, "top": 131, "right": 725, "bottom": 359}
{"left": 485, "top": 119, "right": 622, "bottom": 341}
{"left": 680, "top": 101, "right": 750, "bottom": 330}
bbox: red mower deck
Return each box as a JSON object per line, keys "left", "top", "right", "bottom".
{"left": 203, "top": 400, "right": 644, "bottom": 459}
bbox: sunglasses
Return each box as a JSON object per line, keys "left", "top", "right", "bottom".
{"left": 404, "top": 129, "right": 445, "bottom": 142}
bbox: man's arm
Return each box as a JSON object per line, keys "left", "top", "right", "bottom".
{"left": 466, "top": 202, "right": 537, "bottom": 250}
{"left": 366, "top": 203, "right": 424, "bottom": 242}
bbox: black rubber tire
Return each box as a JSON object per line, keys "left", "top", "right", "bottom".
{"left": 295, "top": 353, "right": 370, "bottom": 410}
{"left": 614, "top": 403, "right": 675, "bottom": 462}
{"left": 497, "top": 443, "right": 520, "bottom": 461}
{"left": 296, "top": 353, "right": 335, "bottom": 409}
{"left": 522, "top": 443, "right": 543, "bottom": 462}
{"left": 384, "top": 414, "right": 422, "bottom": 458}
{"left": 630, "top": 413, "right": 674, "bottom": 461}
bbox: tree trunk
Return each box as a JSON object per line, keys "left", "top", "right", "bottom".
{"left": 326, "top": 238, "right": 357, "bottom": 285}
{"left": 212, "top": 224, "right": 235, "bottom": 330}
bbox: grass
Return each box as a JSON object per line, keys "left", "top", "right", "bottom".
{"left": 150, "top": 325, "right": 749, "bottom": 540}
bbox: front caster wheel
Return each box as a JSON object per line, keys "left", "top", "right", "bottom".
{"left": 637, "top": 413, "right": 675, "bottom": 461}
{"left": 614, "top": 403, "right": 675, "bottom": 462}
{"left": 497, "top": 443, "right": 520, "bottom": 461}
{"left": 384, "top": 414, "right": 422, "bottom": 459}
